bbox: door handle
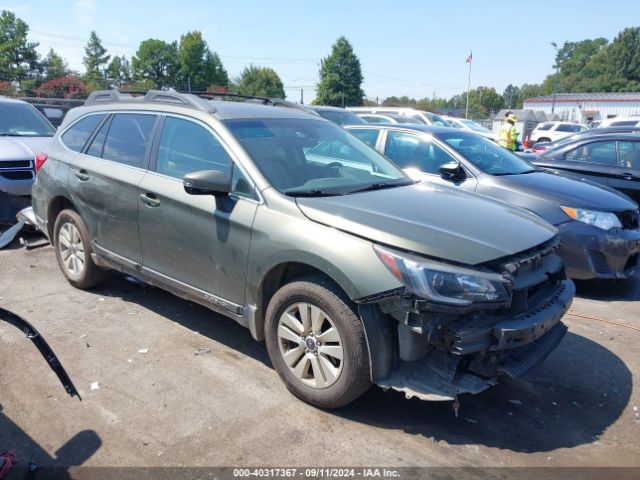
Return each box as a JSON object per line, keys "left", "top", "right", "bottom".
{"left": 140, "top": 193, "right": 161, "bottom": 207}
{"left": 75, "top": 170, "right": 90, "bottom": 181}
{"left": 619, "top": 172, "right": 635, "bottom": 180}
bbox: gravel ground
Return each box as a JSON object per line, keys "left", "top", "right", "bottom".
{"left": 1, "top": 241, "right": 639, "bottom": 478}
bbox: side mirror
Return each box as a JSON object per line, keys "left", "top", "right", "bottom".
{"left": 439, "top": 162, "right": 466, "bottom": 181}
{"left": 183, "top": 170, "right": 230, "bottom": 196}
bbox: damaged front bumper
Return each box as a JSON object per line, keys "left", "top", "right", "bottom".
{"left": 558, "top": 221, "right": 640, "bottom": 280}
{"left": 359, "top": 238, "right": 575, "bottom": 401}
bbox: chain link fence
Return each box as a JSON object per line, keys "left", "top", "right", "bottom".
{"left": 16, "top": 97, "right": 86, "bottom": 127}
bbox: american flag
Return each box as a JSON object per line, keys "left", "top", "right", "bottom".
{"left": 466, "top": 52, "right": 473, "bottom": 63}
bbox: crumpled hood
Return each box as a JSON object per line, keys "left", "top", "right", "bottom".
{"left": 0, "top": 136, "right": 52, "bottom": 162}
{"left": 296, "top": 182, "right": 557, "bottom": 266}
{"left": 478, "top": 171, "right": 637, "bottom": 225}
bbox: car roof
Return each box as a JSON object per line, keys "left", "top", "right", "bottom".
{"left": 347, "top": 123, "right": 457, "bottom": 134}
{"left": 310, "top": 105, "right": 353, "bottom": 113}
{"left": 210, "top": 101, "right": 319, "bottom": 120}
{"left": 0, "top": 96, "right": 29, "bottom": 105}
{"left": 542, "top": 133, "right": 640, "bottom": 154}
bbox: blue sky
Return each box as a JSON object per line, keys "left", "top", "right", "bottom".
{"left": 2, "top": 0, "right": 639, "bottom": 101}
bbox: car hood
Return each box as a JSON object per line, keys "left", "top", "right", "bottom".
{"left": 296, "top": 182, "right": 557, "bottom": 266}
{"left": 0, "top": 136, "right": 52, "bottom": 161}
{"left": 477, "top": 171, "right": 637, "bottom": 225}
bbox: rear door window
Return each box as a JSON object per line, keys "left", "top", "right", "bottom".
{"left": 564, "top": 141, "right": 618, "bottom": 166}
{"left": 61, "top": 114, "right": 105, "bottom": 152}
{"left": 350, "top": 128, "right": 381, "bottom": 148}
{"left": 102, "top": 113, "right": 157, "bottom": 168}
{"left": 156, "top": 116, "right": 232, "bottom": 179}
{"left": 536, "top": 123, "right": 552, "bottom": 131}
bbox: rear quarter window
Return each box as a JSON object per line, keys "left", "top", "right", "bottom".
{"left": 102, "top": 113, "right": 157, "bottom": 168}
{"left": 61, "top": 114, "right": 105, "bottom": 152}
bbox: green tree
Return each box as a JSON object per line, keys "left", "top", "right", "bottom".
{"left": 131, "top": 39, "right": 178, "bottom": 89}
{"left": 177, "top": 31, "right": 228, "bottom": 90}
{"left": 107, "top": 55, "right": 131, "bottom": 87}
{"left": 43, "top": 48, "right": 69, "bottom": 80}
{"left": 314, "top": 36, "right": 364, "bottom": 106}
{"left": 502, "top": 84, "right": 521, "bottom": 109}
{"left": 608, "top": 27, "right": 640, "bottom": 86}
{"left": 519, "top": 84, "right": 544, "bottom": 104}
{"left": 0, "top": 10, "right": 40, "bottom": 82}
{"left": 83, "top": 31, "right": 110, "bottom": 89}
{"left": 233, "top": 65, "right": 284, "bottom": 98}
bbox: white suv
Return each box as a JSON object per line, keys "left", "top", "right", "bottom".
{"left": 531, "top": 121, "right": 587, "bottom": 144}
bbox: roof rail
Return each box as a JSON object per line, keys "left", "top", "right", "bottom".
{"left": 84, "top": 89, "right": 217, "bottom": 113}
{"left": 182, "top": 91, "right": 274, "bottom": 104}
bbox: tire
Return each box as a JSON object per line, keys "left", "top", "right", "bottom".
{"left": 264, "top": 278, "right": 371, "bottom": 408}
{"left": 53, "top": 209, "right": 107, "bottom": 289}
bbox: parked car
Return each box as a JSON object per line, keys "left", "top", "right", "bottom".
{"left": 347, "top": 107, "right": 451, "bottom": 126}
{"left": 357, "top": 112, "right": 424, "bottom": 124}
{"left": 527, "top": 126, "right": 640, "bottom": 154}
{"left": 522, "top": 133, "right": 640, "bottom": 205}
{"left": 0, "top": 97, "right": 56, "bottom": 221}
{"left": 530, "top": 121, "right": 587, "bottom": 145}
{"left": 32, "top": 90, "right": 574, "bottom": 408}
{"left": 443, "top": 116, "right": 497, "bottom": 141}
{"left": 346, "top": 124, "right": 640, "bottom": 280}
{"left": 307, "top": 105, "right": 366, "bottom": 125}
{"left": 598, "top": 117, "right": 640, "bottom": 128}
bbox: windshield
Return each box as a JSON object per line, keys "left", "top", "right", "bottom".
{"left": 436, "top": 131, "right": 536, "bottom": 175}
{"left": 460, "top": 119, "right": 492, "bottom": 133}
{"left": 314, "top": 109, "right": 366, "bottom": 125}
{"left": 428, "top": 113, "right": 450, "bottom": 127}
{"left": 224, "top": 118, "right": 411, "bottom": 195}
{"left": 0, "top": 102, "right": 56, "bottom": 136}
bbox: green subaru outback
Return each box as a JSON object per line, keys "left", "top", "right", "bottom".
{"left": 31, "top": 90, "right": 574, "bottom": 408}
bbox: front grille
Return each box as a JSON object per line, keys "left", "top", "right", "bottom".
{"left": 0, "top": 171, "right": 34, "bottom": 180}
{"left": 0, "top": 160, "right": 32, "bottom": 169}
{"left": 616, "top": 210, "right": 639, "bottom": 230}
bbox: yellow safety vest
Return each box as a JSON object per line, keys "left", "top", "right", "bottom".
{"left": 498, "top": 122, "right": 518, "bottom": 151}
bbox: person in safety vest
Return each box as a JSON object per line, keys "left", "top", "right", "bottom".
{"left": 498, "top": 113, "right": 518, "bottom": 151}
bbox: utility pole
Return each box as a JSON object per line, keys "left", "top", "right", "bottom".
{"left": 300, "top": 88, "right": 304, "bottom": 104}
{"left": 551, "top": 42, "right": 560, "bottom": 116}
{"left": 465, "top": 51, "right": 473, "bottom": 119}
{"left": 188, "top": 76, "right": 191, "bottom": 92}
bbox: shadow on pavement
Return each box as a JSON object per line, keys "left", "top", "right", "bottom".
{"left": 85, "top": 273, "right": 632, "bottom": 454}
{"left": 90, "top": 272, "right": 272, "bottom": 367}
{"left": 0, "top": 413, "right": 101, "bottom": 479}
{"left": 335, "top": 331, "right": 632, "bottom": 453}
{"left": 574, "top": 275, "right": 640, "bottom": 302}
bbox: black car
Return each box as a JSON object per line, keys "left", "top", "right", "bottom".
{"left": 308, "top": 105, "right": 366, "bottom": 125}
{"left": 529, "top": 126, "right": 640, "bottom": 153}
{"left": 522, "top": 133, "right": 640, "bottom": 204}
{"left": 346, "top": 124, "right": 640, "bottom": 280}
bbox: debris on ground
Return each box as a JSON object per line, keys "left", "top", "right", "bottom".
{"left": 194, "top": 347, "right": 211, "bottom": 356}
{"left": 137, "top": 348, "right": 149, "bottom": 354}
{"left": 508, "top": 399, "right": 523, "bottom": 406}
{"left": 90, "top": 382, "right": 100, "bottom": 391}
{"left": 464, "top": 418, "right": 478, "bottom": 424}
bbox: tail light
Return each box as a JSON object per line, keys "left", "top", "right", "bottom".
{"left": 35, "top": 152, "right": 48, "bottom": 172}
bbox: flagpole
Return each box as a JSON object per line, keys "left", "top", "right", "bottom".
{"left": 465, "top": 51, "right": 472, "bottom": 119}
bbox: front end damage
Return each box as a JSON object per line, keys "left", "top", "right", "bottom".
{"left": 358, "top": 237, "right": 574, "bottom": 401}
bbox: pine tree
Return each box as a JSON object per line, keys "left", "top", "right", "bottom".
{"left": 83, "top": 31, "right": 110, "bottom": 89}
{"left": 43, "top": 48, "right": 69, "bottom": 80}
{"left": 314, "top": 37, "right": 364, "bottom": 107}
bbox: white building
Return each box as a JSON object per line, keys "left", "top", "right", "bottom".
{"left": 523, "top": 92, "right": 640, "bottom": 124}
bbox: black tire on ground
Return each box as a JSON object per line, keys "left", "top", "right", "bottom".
{"left": 264, "top": 278, "right": 371, "bottom": 408}
{"left": 53, "top": 209, "right": 107, "bottom": 289}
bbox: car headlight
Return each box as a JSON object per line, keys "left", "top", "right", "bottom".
{"left": 561, "top": 207, "right": 621, "bottom": 230}
{"left": 374, "top": 245, "right": 511, "bottom": 306}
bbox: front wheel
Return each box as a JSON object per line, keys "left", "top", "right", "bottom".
{"left": 264, "top": 279, "right": 371, "bottom": 408}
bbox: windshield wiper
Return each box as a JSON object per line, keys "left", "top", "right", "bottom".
{"left": 347, "top": 180, "right": 415, "bottom": 194}
{"left": 284, "top": 189, "right": 344, "bottom": 197}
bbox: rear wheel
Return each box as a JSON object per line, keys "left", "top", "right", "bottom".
{"left": 265, "top": 278, "right": 371, "bottom": 408}
{"left": 53, "top": 209, "right": 107, "bottom": 289}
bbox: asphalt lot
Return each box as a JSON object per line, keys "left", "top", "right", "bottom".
{"left": 1, "top": 239, "right": 639, "bottom": 475}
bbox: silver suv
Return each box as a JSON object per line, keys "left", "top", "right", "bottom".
{"left": 31, "top": 90, "right": 574, "bottom": 408}
{"left": 0, "top": 97, "right": 55, "bottom": 221}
